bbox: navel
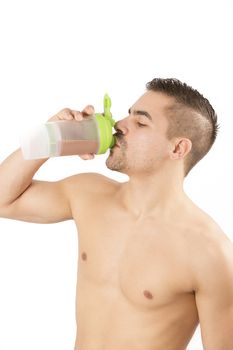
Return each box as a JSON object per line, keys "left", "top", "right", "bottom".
{"left": 143, "top": 290, "right": 153, "bottom": 300}
{"left": 81, "top": 252, "right": 87, "bottom": 261}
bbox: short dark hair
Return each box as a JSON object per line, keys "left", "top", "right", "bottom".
{"left": 146, "top": 78, "right": 220, "bottom": 177}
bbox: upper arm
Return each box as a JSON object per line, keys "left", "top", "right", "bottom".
{"left": 195, "top": 238, "right": 233, "bottom": 350}
{"left": 0, "top": 172, "right": 102, "bottom": 224}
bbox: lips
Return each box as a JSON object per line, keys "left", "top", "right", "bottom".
{"left": 114, "top": 139, "right": 121, "bottom": 147}
{"left": 113, "top": 134, "right": 121, "bottom": 148}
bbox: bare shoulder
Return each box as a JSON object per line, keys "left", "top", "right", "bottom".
{"left": 193, "top": 226, "right": 233, "bottom": 295}
{"left": 59, "top": 172, "right": 121, "bottom": 221}
{"left": 190, "top": 204, "right": 232, "bottom": 252}
{"left": 186, "top": 205, "right": 233, "bottom": 290}
{"left": 193, "top": 206, "right": 231, "bottom": 246}
{"left": 62, "top": 172, "right": 120, "bottom": 205}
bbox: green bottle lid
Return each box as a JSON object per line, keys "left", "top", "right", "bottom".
{"left": 94, "top": 94, "right": 116, "bottom": 154}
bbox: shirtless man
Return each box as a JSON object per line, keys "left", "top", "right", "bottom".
{"left": 0, "top": 78, "right": 233, "bottom": 350}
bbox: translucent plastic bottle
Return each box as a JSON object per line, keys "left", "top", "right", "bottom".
{"left": 20, "top": 94, "right": 116, "bottom": 160}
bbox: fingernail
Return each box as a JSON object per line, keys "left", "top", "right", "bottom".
{"left": 88, "top": 105, "right": 94, "bottom": 113}
{"left": 75, "top": 112, "right": 82, "bottom": 120}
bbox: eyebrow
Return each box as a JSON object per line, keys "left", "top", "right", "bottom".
{"left": 128, "top": 108, "right": 153, "bottom": 122}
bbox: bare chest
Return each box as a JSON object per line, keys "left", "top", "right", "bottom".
{"left": 74, "top": 200, "right": 195, "bottom": 310}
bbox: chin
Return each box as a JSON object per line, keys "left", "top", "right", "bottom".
{"left": 105, "top": 157, "right": 123, "bottom": 173}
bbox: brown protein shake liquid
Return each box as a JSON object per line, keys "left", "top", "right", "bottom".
{"left": 59, "top": 139, "right": 100, "bottom": 156}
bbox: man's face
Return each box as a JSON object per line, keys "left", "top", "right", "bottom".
{"left": 106, "top": 91, "right": 173, "bottom": 176}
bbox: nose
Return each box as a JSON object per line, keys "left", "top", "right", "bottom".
{"left": 114, "top": 120, "right": 126, "bottom": 135}
{"left": 114, "top": 121, "right": 120, "bottom": 133}
{"left": 113, "top": 122, "right": 125, "bottom": 146}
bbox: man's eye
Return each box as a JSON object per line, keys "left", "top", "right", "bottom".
{"left": 137, "top": 122, "right": 146, "bottom": 127}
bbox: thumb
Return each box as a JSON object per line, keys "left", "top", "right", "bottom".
{"left": 79, "top": 154, "right": 95, "bottom": 160}
{"left": 82, "top": 105, "right": 95, "bottom": 116}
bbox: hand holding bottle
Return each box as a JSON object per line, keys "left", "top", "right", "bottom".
{"left": 20, "top": 94, "right": 116, "bottom": 160}
{"left": 47, "top": 105, "right": 95, "bottom": 160}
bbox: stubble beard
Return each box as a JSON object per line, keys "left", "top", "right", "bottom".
{"left": 106, "top": 147, "right": 127, "bottom": 172}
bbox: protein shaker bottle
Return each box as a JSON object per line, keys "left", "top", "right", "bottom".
{"left": 20, "top": 94, "right": 116, "bottom": 160}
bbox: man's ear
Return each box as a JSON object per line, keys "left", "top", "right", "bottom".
{"left": 170, "top": 138, "right": 192, "bottom": 160}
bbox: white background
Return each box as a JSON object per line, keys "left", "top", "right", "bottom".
{"left": 0, "top": 0, "right": 232, "bottom": 349}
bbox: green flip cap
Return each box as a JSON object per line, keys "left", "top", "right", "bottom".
{"left": 95, "top": 94, "right": 116, "bottom": 154}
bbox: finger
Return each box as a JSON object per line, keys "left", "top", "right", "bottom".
{"left": 82, "top": 104, "right": 95, "bottom": 116}
{"left": 73, "top": 110, "right": 83, "bottom": 121}
{"left": 80, "top": 155, "right": 90, "bottom": 160}
{"left": 80, "top": 154, "right": 94, "bottom": 160}
{"left": 58, "top": 108, "right": 74, "bottom": 120}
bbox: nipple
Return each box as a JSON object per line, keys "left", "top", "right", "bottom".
{"left": 143, "top": 290, "right": 153, "bottom": 300}
{"left": 81, "top": 252, "right": 87, "bottom": 261}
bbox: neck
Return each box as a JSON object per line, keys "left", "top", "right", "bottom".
{"left": 118, "top": 169, "right": 188, "bottom": 220}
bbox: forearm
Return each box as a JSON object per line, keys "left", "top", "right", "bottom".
{"left": 0, "top": 148, "right": 48, "bottom": 206}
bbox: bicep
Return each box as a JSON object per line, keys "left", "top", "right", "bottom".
{"left": 196, "top": 289, "right": 233, "bottom": 349}
{"left": 0, "top": 178, "right": 72, "bottom": 224}
{"left": 195, "top": 242, "right": 233, "bottom": 349}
